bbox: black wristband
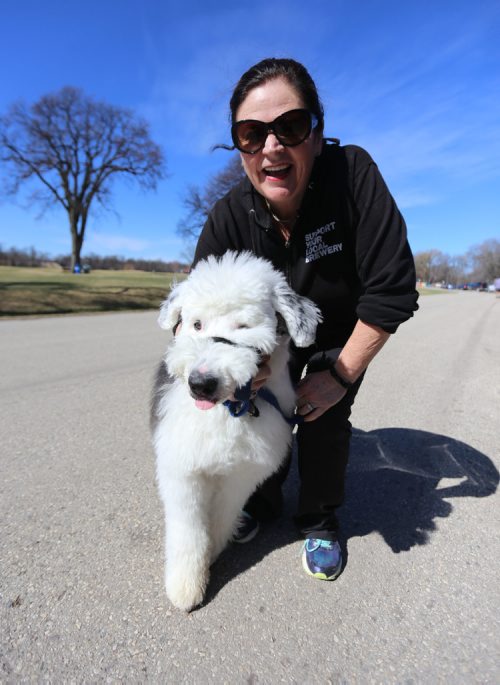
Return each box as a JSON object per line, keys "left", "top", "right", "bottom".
{"left": 328, "top": 362, "right": 353, "bottom": 389}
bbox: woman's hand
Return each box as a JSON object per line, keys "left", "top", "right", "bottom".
{"left": 229, "top": 355, "right": 271, "bottom": 401}
{"left": 295, "top": 370, "right": 347, "bottom": 422}
{"left": 251, "top": 354, "right": 271, "bottom": 392}
{"left": 295, "top": 320, "right": 391, "bottom": 422}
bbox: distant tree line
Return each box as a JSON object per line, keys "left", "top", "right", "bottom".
{"left": 0, "top": 244, "right": 188, "bottom": 273}
{"left": 2, "top": 238, "right": 498, "bottom": 283}
{"left": 414, "top": 240, "right": 500, "bottom": 285}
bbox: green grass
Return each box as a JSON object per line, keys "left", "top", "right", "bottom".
{"left": 417, "top": 287, "right": 454, "bottom": 296}
{"left": 0, "top": 266, "right": 183, "bottom": 317}
{"left": 0, "top": 266, "right": 450, "bottom": 317}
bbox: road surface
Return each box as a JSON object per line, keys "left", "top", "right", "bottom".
{"left": 1, "top": 291, "right": 499, "bottom": 683}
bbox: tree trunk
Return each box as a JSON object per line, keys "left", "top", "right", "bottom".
{"left": 69, "top": 214, "right": 83, "bottom": 273}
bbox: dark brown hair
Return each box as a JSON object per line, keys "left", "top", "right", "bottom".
{"left": 229, "top": 58, "right": 324, "bottom": 134}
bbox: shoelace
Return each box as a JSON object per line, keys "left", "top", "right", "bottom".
{"left": 303, "top": 538, "right": 336, "bottom": 553}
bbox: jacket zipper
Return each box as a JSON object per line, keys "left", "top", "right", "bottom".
{"left": 284, "top": 239, "right": 292, "bottom": 286}
{"left": 284, "top": 212, "right": 300, "bottom": 288}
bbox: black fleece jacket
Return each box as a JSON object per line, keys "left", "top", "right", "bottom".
{"left": 194, "top": 142, "right": 419, "bottom": 351}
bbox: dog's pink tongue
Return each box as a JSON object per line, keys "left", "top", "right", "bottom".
{"left": 195, "top": 399, "right": 217, "bottom": 410}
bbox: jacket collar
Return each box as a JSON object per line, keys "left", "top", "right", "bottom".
{"left": 241, "top": 177, "right": 272, "bottom": 230}
{"left": 240, "top": 142, "right": 330, "bottom": 230}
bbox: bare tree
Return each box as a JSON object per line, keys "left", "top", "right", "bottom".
{"left": 178, "top": 154, "right": 245, "bottom": 259}
{"left": 467, "top": 239, "right": 500, "bottom": 281}
{"left": 448, "top": 254, "right": 468, "bottom": 285}
{"left": 0, "top": 87, "right": 165, "bottom": 271}
{"left": 433, "top": 251, "right": 455, "bottom": 284}
{"left": 414, "top": 240, "right": 500, "bottom": 286}
{"left": 414, "top": 249, "right": 445, "bottom": 283}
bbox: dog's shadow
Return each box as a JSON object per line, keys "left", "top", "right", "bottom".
{"left": 205, "top": 427, "right": 499, "bottom": 604}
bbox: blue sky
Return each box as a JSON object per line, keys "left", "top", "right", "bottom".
{"left": 0, "top": 0, "right": 499, "bottom": 262}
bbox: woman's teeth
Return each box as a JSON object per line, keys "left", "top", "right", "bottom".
{"left": 264, "top": 165, "right": 291, "bottom": 178}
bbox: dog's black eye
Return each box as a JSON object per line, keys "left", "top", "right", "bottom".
{"left": 237, "top": 324, "right": 249, "bottom": 329}
{"left": 193, "top": 320, "right": 202, "bottom": 331}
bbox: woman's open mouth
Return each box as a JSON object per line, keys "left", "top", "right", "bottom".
{"left": 263, "top": 164, "right": 292, "bottom": 181}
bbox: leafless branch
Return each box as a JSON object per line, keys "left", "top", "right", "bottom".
{"left": 0, "top": 86, "right": 166, "bottom": 269}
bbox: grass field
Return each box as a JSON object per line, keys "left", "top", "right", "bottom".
{"left": 418, "top": 287, "right": 454, "bottom": 295}
{"left": 0, "top": 266, "right": 446, "bottom": 317}
{"left": 0, "top": 266, "right": 181, "bottom": 317}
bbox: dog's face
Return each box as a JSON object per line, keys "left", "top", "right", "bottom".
{"left": 166, "top": 302, "right": 276, "bottom": 409}
{"left": 158, "top": 252, "right": 322, "bottom": 410}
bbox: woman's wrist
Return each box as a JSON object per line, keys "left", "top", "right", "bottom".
{"left": 328, "top": 361, "right": 353, "bottom": 389}
{"left": 332, "top": 320, "right": 391, "bottom": 386}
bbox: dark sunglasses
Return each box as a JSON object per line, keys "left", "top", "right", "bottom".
{"left": 231, "top": 108, "right": 319, "bottom": 154}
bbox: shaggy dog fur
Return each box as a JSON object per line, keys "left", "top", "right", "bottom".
{"left": 151, "top": 251, "right": 321, "bottom": 611}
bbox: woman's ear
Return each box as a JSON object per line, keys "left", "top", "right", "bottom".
{"left": 313, "top": 129, "right": 324, "bottom": 157}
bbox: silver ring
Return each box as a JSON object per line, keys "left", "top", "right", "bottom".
{"left": 306, "top": 402, "right": 315, "bottom": 413}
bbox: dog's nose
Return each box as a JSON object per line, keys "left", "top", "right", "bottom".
{"left": 188, "top": 371, "right": 218, "bottom": 398}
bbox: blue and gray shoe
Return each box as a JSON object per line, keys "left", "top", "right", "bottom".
{"left": 302, "top": 538, "right": 343, "bottom": 580}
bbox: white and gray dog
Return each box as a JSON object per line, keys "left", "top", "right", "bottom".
{"left": 151, "top": 251, "right": 321, "bottom": 611}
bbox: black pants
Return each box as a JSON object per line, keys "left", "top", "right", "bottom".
{"left": 245, "top": 346, "right": 364, "bottom": 541}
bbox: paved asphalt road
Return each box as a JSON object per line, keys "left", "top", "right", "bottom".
{"left": 1, "top": 291, "right": 499, "bottom": 683}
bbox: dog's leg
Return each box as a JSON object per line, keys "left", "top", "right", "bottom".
{"left": 161, "top": 475, "right": 212, "bottom": 612}
{"left": 210, "top": 465, "right": 270, "bottom": 562}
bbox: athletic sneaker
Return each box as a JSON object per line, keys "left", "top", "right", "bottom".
{"left": 302, "top": 538, "right": 342, "bottom": 580}
{"left": 233, "top": 511, "right": 260, "bottom": 543}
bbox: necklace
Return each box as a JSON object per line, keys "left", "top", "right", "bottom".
{"left": 265, "top": 200, "right": 298, "bottom": 226}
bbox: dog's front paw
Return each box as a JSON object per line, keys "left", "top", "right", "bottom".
{"left": 165, "top": 568, "right": 208, "bottom": 612}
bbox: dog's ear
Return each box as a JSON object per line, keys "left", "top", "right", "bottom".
{"left": 158, "top": 282, "right": 184, "bottom": 331}
{"left": 272, "top": 280, "right": 322, "bottom": 347}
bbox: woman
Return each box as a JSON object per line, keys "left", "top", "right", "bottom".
{"left": 193, "top": 58, "right": 419, "bottom": 580}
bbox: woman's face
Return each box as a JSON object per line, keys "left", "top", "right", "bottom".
{"left": 235, "top": 77, "right": 323, "bottom": 220}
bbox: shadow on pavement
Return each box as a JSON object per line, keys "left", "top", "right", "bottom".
{"left": 204, "top": 427, "right": 498, "bottom": 607}
{"left": 343, "top": 427, "right": 499, "bottom": 552}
